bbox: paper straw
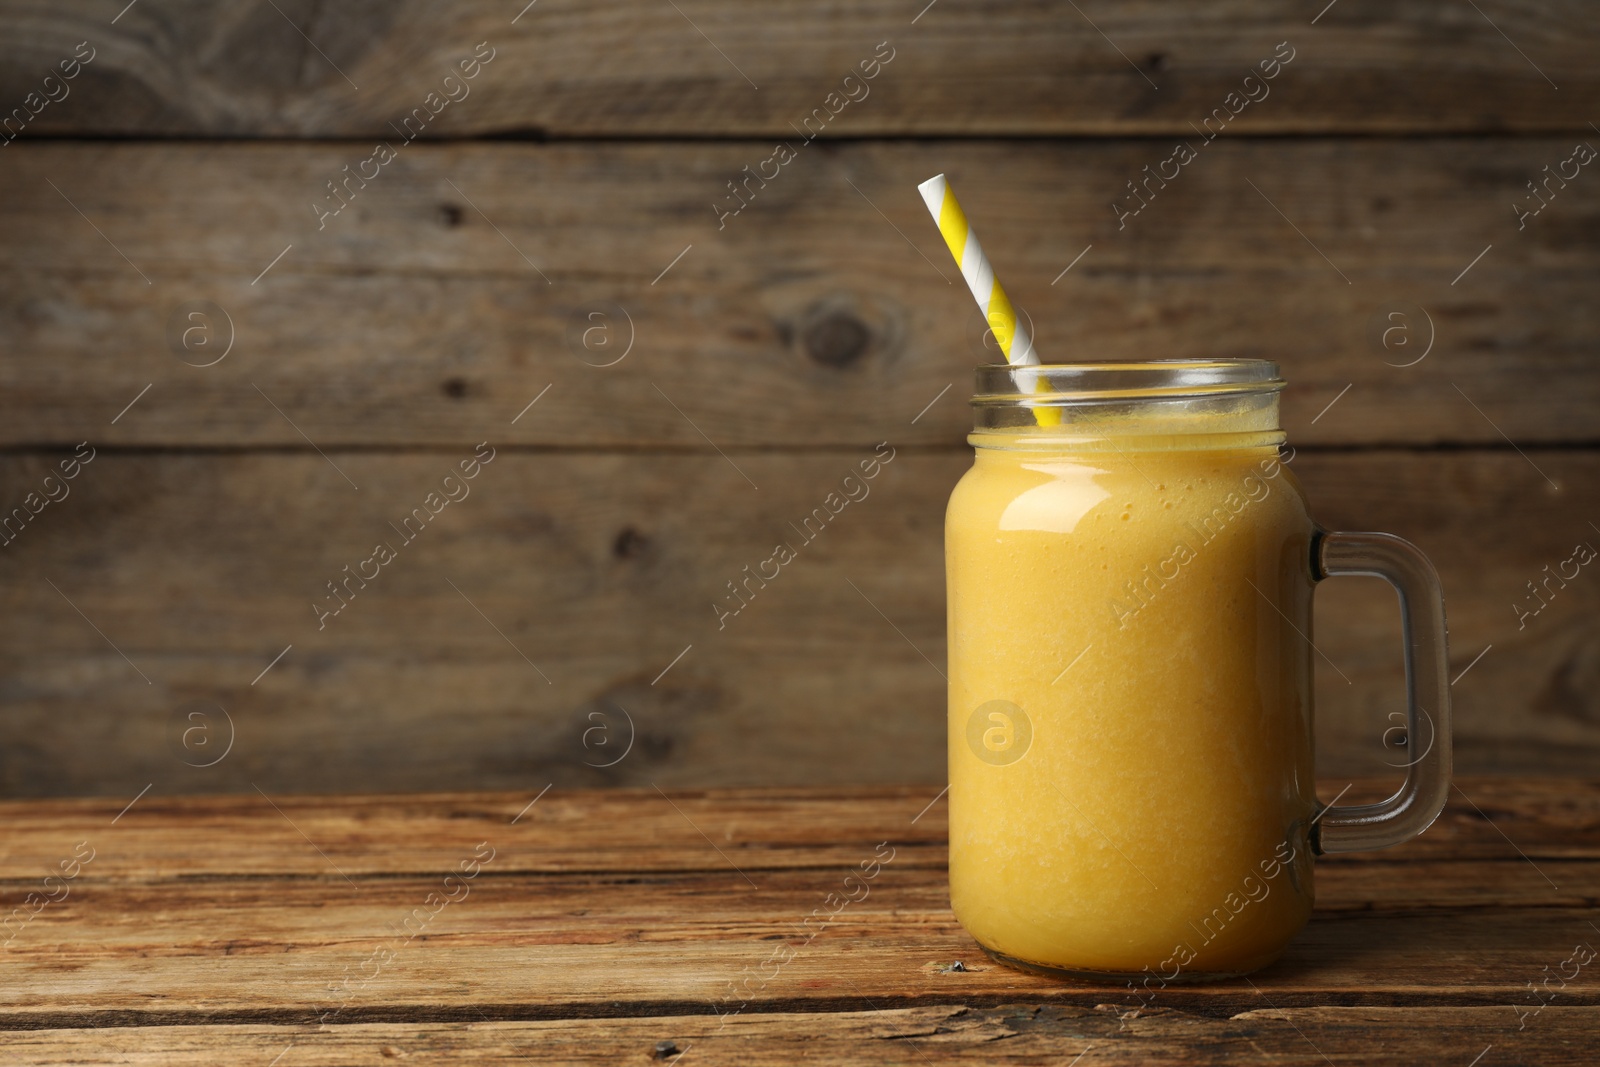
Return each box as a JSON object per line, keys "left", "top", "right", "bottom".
{"left": 917, "top": 174, "right": 1058, "bottom": 426}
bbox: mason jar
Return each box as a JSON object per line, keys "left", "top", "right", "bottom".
{"left": 945, "top": 360, "right": 1451, "bottom": 983}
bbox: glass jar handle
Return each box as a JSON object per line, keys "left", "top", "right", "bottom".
{"left": 1310, "top": 530, "right": 1453, "bottom": 854}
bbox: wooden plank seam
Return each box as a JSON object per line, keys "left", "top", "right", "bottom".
{"left": 0, "top": 40, "right": 98, "bottom": 145}
{"left": 713, "top": 443, "right": 898, "bottom": 632}
{"left": 710, "top": 841, "right": 899, "bottom": 1026}
{"left": 1113, "top": 40, "right": 1299, "bottom": 232}
{"left": 312, "top": 443, "right": 499, "bottom": 632}
{"left": 312, "top": 841, "right": 499, "bottom": 1028}
{"left": 312, "top": 44, "right": 500, "bottom": 233}
{"left": 713, "top": 40, "right": 899, "bottom": 232}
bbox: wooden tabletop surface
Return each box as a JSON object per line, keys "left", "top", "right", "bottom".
{"left": 2, "top": 777, "right": 1596, "bottom": 1064}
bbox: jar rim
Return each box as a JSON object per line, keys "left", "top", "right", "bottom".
{"left": 973, "top": 359, "right": 1284, "bottom": 406}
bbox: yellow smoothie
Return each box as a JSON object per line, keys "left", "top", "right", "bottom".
{"left": 946, "top": 421, "right": 1317, "bottom": 980}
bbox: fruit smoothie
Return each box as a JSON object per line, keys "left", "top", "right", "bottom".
{"left": 946, "top": 421, "right": 1318, "bottom": 979}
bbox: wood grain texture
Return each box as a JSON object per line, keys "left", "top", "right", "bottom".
{"left": 1, "top": 140, "right": 1595, "bottom": 448}
{"left": 5, "top": 1008, "right": 1598, "bottom": 1067}
{"left": 0, "top": 781, "right": 1595, "bottom": 1063}
{"left": 0, "top": 778, "right": 1591, "bottom": 881}
{"left": 0, "top": 886, "right": 1593, "bottom": 1020}
{"left": 1, "top": 1, "right": 1596, "bottom": 137}
{"left": 0, "top": 450, "right": 1594, "bottom": 796}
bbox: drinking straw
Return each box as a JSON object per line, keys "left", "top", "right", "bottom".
{"left": 917, "top": 174, "right": 1059, "bottom": 426}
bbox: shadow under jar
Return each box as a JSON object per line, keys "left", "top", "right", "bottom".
{"left": 945, "top": 360, "right": 1451, "bottom": 982}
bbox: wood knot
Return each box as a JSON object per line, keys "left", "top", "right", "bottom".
{"left": 802, "top": 312, "right": 871, "bottom": 368}
{"left": 441, "top": 377, "right": 469, "bottom": 399}
{"left": 439, "top": 204, "right": 464, "bottom": 227}
{"left": 613, "top": 526, "right": 650, "bottom": 559}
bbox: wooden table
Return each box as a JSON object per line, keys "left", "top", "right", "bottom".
{"left": 2, "top": 778, "right": 1595, "bottom": 1064}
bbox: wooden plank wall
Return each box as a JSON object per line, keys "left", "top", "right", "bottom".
{"left": 0, "top": 1, "right": 1595, "bottom": 796}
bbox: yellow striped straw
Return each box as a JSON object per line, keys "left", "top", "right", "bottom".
{"left": 917, "top": 173, "right": 1059, "bottom": 426}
